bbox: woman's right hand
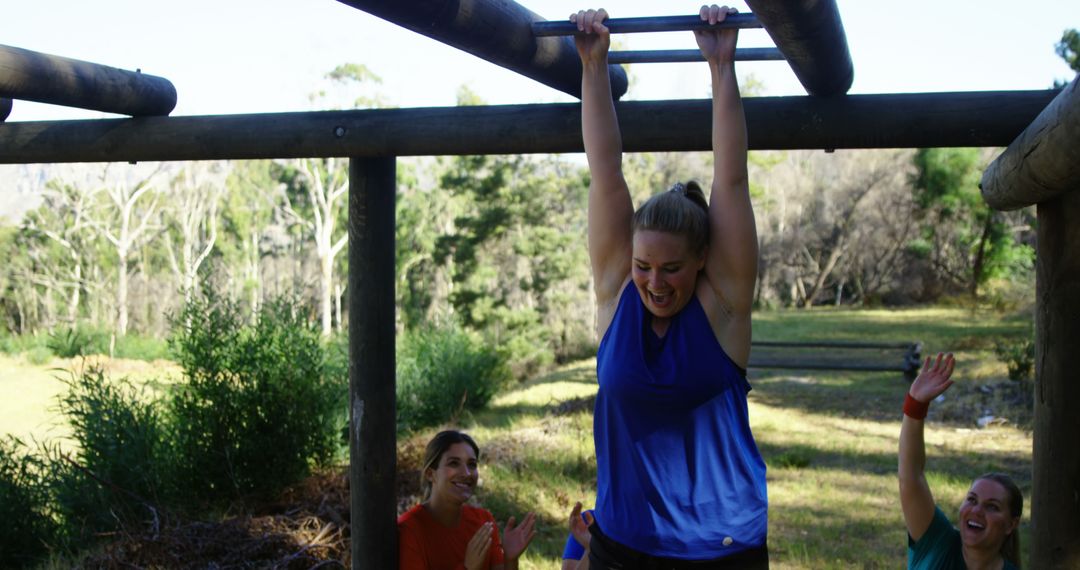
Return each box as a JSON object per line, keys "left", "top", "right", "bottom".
{"left": 568, "top": 502, "right": 594, "bottom": 548}
{"left": 908, "top": 352, "right": 955, "bottom": 404}
{"left": 570, "top": 8, "right": 611, "bottom": 65}
{"left": 464, "top": 521, "right": 493, "bottom": 570}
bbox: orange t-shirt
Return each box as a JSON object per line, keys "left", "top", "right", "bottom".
{"left": 398, "top": 504, "right": 505, "bottom": 570}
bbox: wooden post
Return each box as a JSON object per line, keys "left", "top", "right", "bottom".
{"left": 348, "top": 156, "right": 397, "bottom": 569}
{"left": 981, "top": 75, "right": 1080, "bottom": 210}
{"left": 744, "top": 0, "right": 854, "bottom": 97}
{"left": 0, "top": 97, "right": 10, "bottom": 122}
{"left": 335, "top": 0, "right": 628, "bottom": 100}
{"left": 1032, "top": 191, "right": 1080, "bottom": 568}
{"left": 0, "top": 44, "right": 176, "bottom": 116}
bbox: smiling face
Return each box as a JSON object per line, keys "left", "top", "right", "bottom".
{"left": 632, "top": 230, "right": 705, "bottom": 320}
{"left": 425, "top": 442, "right": 479, "bottom": 506}
{"left": 958, "top": 478, "right": 1020, "bottom": 552}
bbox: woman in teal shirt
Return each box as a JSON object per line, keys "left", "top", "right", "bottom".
{"left": 898, "top": 353, "right": 1024, "bottom": 569}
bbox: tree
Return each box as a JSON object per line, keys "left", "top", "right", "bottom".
{"left": 89, "top": 164, "right": 169, "bottom": 336}
{"left": 20, "top": 179, "right": 99, "bottom": 325}
{"left": 1055, "top": 28, "right": 1079, "bottom": 86}
{"left": 283, "top": 64, "right": 388, "bottom": 336}
{"left": 163, "top": 162, "right": 229, "bottom": 307}
{"left": 910, "top": 148, "right": 1031, "bottom": 300}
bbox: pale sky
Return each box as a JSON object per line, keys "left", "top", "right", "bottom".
{"left": 4, "top": 0, "right": 1078, "bottom": 122}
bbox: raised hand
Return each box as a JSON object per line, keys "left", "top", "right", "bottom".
{"left": 568, "top": 502, "right": 594, "bottom": 549}
{"left": 570, "top": 8, "right": 611, "bottom": 65}
{"left": 501, "top": 512, "right": 537, "bottom": 561}
{"left": 464, "top": 521, "right": 493, "bottom": 570}
{"left": 908, "top": 352, "right": 956, "bottom": 404}
{"left": 694, "top": 4, "right": 739, "bottom": 64}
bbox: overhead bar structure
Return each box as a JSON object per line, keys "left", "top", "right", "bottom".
{"left": 0, "top": 90, "right": 1058, "bottom": 164}
{"left": 608, "top": 48, "right": 784, "bottom": 65}
{"left": 981, "top": 75, "right": 1080, "bottom": 210}
{"left": 531, "top": 13, "right": 762, "bottom": 36}
{"left": 745, "top": 0, "right": 853, "bottom": 97}
{"left": 0, "top": 97, "right": 10, "bottom": 122}
{"left": 0, "top": 44, "right": 176, "bottom": 116}
{"left": 335, "top": 0, "right": 628, "bottom": 100}
{"left": 979, "top": 75, "right": 1080, "bottom": 568}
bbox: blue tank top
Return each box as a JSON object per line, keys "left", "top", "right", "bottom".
{"left": 594, "top": 282, "right": 768, "bottom": 559}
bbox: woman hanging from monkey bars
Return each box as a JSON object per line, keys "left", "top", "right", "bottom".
{"left": 573, "top": 4, "right": 768, "bottom": 568}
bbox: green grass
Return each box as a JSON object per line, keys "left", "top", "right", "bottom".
{"left": 402, "top": 306, "right": 1033, "bottom": 569}
{"left": 1, "top": 307, "right": 1034, "bottom": 567}
{"left": 0, "top": 354, "right": 180, "bottom": 448}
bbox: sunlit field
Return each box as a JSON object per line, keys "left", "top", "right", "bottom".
{"left": 400, "top": 306, "right": 1032, "bottom": 568}
{"left": 2, "top": 306, "right": 1032, "bottom": 567}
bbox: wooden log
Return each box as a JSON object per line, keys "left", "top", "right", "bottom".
{"left": 0, "top": 44, "right": 176, "bottom": 116}
{"left": 1032, "top": 191, "right": 1080, "bottom": 568}
{"left": 348, "top": 156, "right": 398, "bottom": 569}
{"left": 0, "top": 90, "right": 1057, "bottom": 164}
{"left": 335, "top": 0, "right": 627, "bottom": 100}
{"left": 0, "top": 97, "right": 10, "bottom": 122}
{"left": 981, "top": 74, "right": 1080, "bottom": 210}
{"left": 744, "top": 0, "right": 853, "bottom": 97}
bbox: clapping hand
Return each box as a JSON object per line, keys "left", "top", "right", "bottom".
{"left": 501, "top": 512, "right": 537, "bottom": 561}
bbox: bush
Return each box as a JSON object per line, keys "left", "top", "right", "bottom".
{"left": 46, "top": 326, "right": 110, "bottom": 358}
{"left": 49, "top": 367, "right": 173, "bottom": 546}
{"left": 113, "top": 334, "right": 171, "bottom": 361}
{"left": 23, "top": 346, "right": 53, "bottom": 366}
{"left": 397, "top": 321, "right": 509, "bottom": 432}
{"left": 168, "top": 291, "right": 341, "bottom": 503}
{"left": 0, "top": 437, "right": 57, "bottom": 568}
{"left": 994, "top": 335, "right": 1035, "bottom": 382}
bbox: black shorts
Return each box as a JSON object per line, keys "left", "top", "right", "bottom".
{"left": 587, "top": 522, "right": 770, "bottom": 570}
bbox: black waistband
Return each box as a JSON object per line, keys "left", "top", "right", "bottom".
{"left": 588, "top": 522, "right": 769, "bottom": 570}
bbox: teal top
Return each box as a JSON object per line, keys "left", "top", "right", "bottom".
{"left": 908, "top": 506, "right": 1018, "bottom": 569}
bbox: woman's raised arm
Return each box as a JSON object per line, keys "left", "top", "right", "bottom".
{"left": 898, "top": 353, "right": 955, "bottom": 541}
{"left": 697, "top": 5, "right": 757, "bottom": 323}
{"left": 575, "top": 8, "right": 634, "bottom": 319}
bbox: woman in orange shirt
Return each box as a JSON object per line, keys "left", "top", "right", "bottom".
{"left": 398, "top": 430, "right": 537, "bottom": 570}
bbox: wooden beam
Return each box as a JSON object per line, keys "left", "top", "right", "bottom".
{"left": 335, "top": 0, "right": 628, "bottom": 100}
{"left": 348, "top": 156, "right": 398, "bottom": 569}
{"left": 745, "top": 0, "right": 853, "bottom": 97}
{"left": 0, "top": 97, "right": 10, "bottom": 122}
{"left": 1033, "top": 191, "right": 1080, "bottom": 568}
{"left": 0, "top": 44, "right": 176, "bottom": 116}
{"left": 0, "top": 91, "right": 1057, "bottom": 164}
{"left": 981, "top": 75, "right": 1080, "bottom": 210}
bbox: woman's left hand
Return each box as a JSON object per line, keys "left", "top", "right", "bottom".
{"left": 694, "top": 4, "right": 739, "bottom": 64}
{"left": 501, "top": 512, "right": 537, "bottom": 560}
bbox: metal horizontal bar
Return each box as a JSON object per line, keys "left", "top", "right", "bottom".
{"left": 752, "top": 340, "right": 915, "bottom": 350}
{"left": 532, "top": 14, "right": 761, "bottom": 36}
{"left": 608, "top": 48, "right": 784, "bottom": 64}
{"left": 747, "top": 360, "right": 909, "bottom": 372}
{"left": 0, "top": 90, "right": 1058, "bottom": 163}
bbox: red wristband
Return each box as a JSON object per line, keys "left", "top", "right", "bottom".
{"left": 904, "top": 393, "right": 929, "bottom": 420}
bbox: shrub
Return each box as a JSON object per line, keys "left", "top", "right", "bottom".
{"left": 994, "top": 335, "right": 1035, "bottom": 382}
{"left": 397, "top": 321, "right": 509, "bottom": 432}
{"left": 23, "top": 345, "right": 53, "bottom": 366}
{"left": 46, "top": 326, "right": 110, "bottom": 358}
{"left": 0, "top": 437, "right": 57, "bottom": 568}
{"left": 168, "top": 290, "right": 340, "bottom": 503}
{"left": 112, "top": 334, "right": 171, "bottom": 361}
{"left": 49, "top": 367, "right": 173, "bottom": 546}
